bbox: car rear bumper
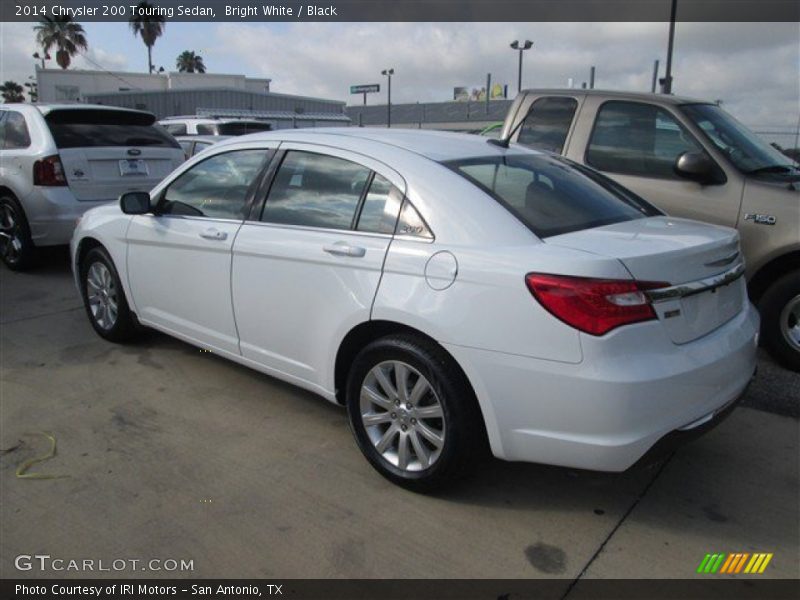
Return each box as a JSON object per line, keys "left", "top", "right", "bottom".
{"left": 22, "top": 187, "right": 112, "bottom": 246}
{"left": 444, "top": 302, "right": 760, "bottom": 471}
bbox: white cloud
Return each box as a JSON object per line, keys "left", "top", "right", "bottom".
{"left": 211, "top": 21, "right": 799, "bottom": 129}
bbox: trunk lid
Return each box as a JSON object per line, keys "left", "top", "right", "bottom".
{"left": 546, "top": 216, "right": 746, "bottom": 344}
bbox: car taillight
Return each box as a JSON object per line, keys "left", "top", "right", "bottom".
{"left": 33, "top": 155, "right": 67, "bottom": 186}
{"left": 525, "top": 273, "right": 669, "bottom": 336}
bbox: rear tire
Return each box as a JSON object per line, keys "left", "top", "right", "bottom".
{"left": 80, "top": 246, "right": 139, "bottom": 343}
{"left": 346, "top": 334, "right": 485, "bottom": 492}
{"left": 0, "top": 194, "right": 37, "bottom": 271}
{"left": 759, "top": 270, "right": 800, "bottom": 372}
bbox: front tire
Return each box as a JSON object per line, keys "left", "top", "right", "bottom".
{"left": 759, "top": 270, "right": 800, "bottom": 372}
{"left": 0, "top": 194, "right": 37, "bottom": 271}
{"left": 80, "top": 246, "right": 138, "bottom": 343}
{"left": 346, "top": 334, "right": 485, "bottom": 492}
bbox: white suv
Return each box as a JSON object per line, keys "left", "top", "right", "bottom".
{"left": 0, "top": 104, "right": 184, "bottom": 270}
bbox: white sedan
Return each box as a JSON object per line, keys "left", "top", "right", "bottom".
{"left": 71, "top": 129, "right": 759, "bottom": 490}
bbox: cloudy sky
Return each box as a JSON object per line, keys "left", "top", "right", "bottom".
{"left": 1, "top": 21, "right": 798, "bottom": 134}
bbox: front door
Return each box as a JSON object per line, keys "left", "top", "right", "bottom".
{"left": 126, "top": 147, "right": 273, "bottom": 354}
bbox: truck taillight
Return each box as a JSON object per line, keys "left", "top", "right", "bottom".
{"left": 525, "top": 273, "right": 668, "bottom": 336}
{"left": 33, "top": 155, "right": 67, "bottom": 186}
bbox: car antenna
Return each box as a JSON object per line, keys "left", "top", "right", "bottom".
{"left": 487, "top": 105, "right": 532, "bottom": 149}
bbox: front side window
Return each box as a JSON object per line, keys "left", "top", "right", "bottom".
{"left": 446, "top": 154, "right": 659, "bottom": 238}
{"left": 586, "top": 101, "right": 702, "bottom": 179}
{"left": 159, "top": 149, "right": 268, "bottom": 220}
{"left": 517, "top": 96, "right": 578, "bottom": 153}
{"left": 261, "top": 151, "right": 371, "bottom": 230}
{"left": 195, "top": 124, "right": 217, "bottom": 135}
{"left": 3, "top": 112, "right": 31, "bottom": 149}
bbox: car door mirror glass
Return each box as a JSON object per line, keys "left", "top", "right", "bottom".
{"left": 120, "top": 191, "right": 152, "bottom": 215}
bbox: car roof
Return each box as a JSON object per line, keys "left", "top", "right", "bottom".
{"left": 518, "top": 88, "right": 711, "bottom": 106}
{"left": 226, "top": 127, "right": 540, "bottom": 162}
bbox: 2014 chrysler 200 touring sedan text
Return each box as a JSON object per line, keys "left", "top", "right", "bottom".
{"left": 71, "top": 129, "right": 759, "bottom": 490}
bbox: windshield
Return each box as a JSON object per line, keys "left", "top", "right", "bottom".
{"left": 680, "top": 103, "right": 794, "bottom": 173}
{"left": 444, "top": 154, "right": 660, "bottom": 238}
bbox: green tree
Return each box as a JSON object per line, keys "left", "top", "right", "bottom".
{"left": 175, "top": 50, "right": 206, "bottom": 74}
{"left": 129, "top": 1, "right": 166, "bottom": 74}
{"left": 1, "top": 81, "right": 25, "bottom": 103}
{"left": 33, "top": 16, "right": 88, "bottom": 70}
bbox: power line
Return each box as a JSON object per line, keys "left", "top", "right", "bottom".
{"left": 75, "top": 50, "right": 144, "bottom": 91}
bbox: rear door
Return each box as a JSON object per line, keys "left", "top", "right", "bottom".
{"left": 44, "top": 108, "right": 184, "bottom": 202}
{"left": 126, "top": 145, "right": 275, "bottom": 353}
{"left": 231, "top": 144, "right": 405, "bottom": 391}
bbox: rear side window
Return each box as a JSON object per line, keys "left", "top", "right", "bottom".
{"left": 195, "top": 124, "right": 217, "bottom": 135}
{"left": 262, "top": 151, "right": 371, "bottom": 230}
{"left": 355, "top": 173, "right": 403, "bottom": 234}
{"left": 2, "top": 111, "right": 31, "bottom": 149}
{"left": 586, "top": 101, "right": 703, "bottom": 178}
{"left": 217, "top": 121, "right": 272, "bottom": 136}
{"left": 446, "top": 154, "right": 659, "bottom": 238}
{"left": 46, "top": 109, "right": 180, "bottom": 149}
{"left": 516, "top": 97, "right": 578, "bottom": 153}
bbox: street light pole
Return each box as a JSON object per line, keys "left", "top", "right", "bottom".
{"left": 510, "top": 40, "right": 533, "bottom": 93}
{"left": 381, "top": 68, "right": 394, "bottom": 128}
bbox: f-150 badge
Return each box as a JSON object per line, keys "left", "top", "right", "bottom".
{"left": 744, "top": 213, "right": 777, "bottom": 225}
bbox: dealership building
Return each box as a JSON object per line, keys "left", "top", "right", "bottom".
{"left": 36, "top": 67, "right": 350, "bottom": 129}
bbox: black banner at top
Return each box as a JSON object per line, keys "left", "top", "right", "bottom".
{"left": 1, "top": 0, "right": 799, "bottom": 22}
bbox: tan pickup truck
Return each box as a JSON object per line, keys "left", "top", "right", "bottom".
{"left": 500, "top": 89, "right": 800, "bottom": 370}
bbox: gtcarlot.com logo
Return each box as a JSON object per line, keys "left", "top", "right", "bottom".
{"left": 697, "top": 552, "right": 773, "bottom": 574}
{"left": 14, "top": 554, "right": 194, "bottom": 572}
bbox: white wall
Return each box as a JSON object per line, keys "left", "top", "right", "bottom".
{"left": 37, "top": 68, "right": 272, "bottom": 102}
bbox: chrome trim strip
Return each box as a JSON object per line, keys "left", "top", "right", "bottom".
{"left": 646, "top": 262, "right": 745, "bottom": 302}
{"left": 704, "top": 251, "right": 739, "bottom": 268}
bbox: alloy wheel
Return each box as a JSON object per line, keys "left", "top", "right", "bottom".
{"left": 86, "top": 262, "right": 119, "bottom": 330}
{"left": 0, "top": 203, "right": 23, "bottom": 265}
{"left": 360, "top": 360, "right": 445, "bottom": 472}
{"left": 780, "top": 294, "right": 800, "bottom": 352}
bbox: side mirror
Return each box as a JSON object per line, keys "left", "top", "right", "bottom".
{"left": 119, "top": 191, "right": 152, "bottom": 215}
{"left": 675, "top": 151, "right": 722, "bottom": 185}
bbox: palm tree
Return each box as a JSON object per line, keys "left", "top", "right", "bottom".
{"left": 129, "top": 1, "right": 165, "bottom": 74}
{"left": 1, "top": 81, "right": 25, "bottom": 103}
{"left": 33, "top": 16, "right": 88, "bottom": 70}
{"left": 175, "top": 51, "right": 206, "bottom": 74}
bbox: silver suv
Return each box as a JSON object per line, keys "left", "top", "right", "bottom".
{"left": 501, "top": 90, "right": 800, "bottom": 371}
{"left": 0, "top": 104, "right": 184, "bottom": 270}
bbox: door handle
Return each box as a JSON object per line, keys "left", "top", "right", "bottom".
{"left": 199, "top": 228, "right": 228, "bottom": 241}
{"left": 323, "top": 242, "right": 366, "bottom": 258}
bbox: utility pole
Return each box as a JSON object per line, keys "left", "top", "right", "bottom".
{"left": 662, "top": 0, "right": 678, "bottom": 93}
{"left": 651, "top": 59, "right": 660, "bottom": 93}
{"left": 485, "top": 73, "right": 491, "bottom": 114}
{"left": 589, "top": 66, "right": 596, "bottom": 89}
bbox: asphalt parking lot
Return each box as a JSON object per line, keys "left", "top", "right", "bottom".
{"left": 1, "top": 249, "right": 798, "bottom": 583}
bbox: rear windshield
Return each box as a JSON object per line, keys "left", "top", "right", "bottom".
{"left": 444, "top": 154, "right": 660, "bottom": 238}
{"left": 216, "top": 121, "right": 272, "bottom": 136}
{"left": 45, "top": 109, "right": 180, "bottom": 149}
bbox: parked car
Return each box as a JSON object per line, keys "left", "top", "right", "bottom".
{"left": 175, "top": 135, "right": 232, "bottom": 159}
{"left": 71, "top": 129, "right": 758, "bottom": 490}
{"left": 160, "top": 117, "right": 272, "bottom": 136}
{"left": 500, "top": 89, "right": 800, "bottom": 371}
{"left": 0, "top": 104, "right": 184, "bottom": 270}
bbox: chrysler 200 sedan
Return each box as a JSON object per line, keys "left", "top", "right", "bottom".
{"left": 71, "top": 129, "right": 759, "bottom": 490}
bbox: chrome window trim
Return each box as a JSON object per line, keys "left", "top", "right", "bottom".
{"left": 646, "top": 262, "right": 745, "bottom": 302}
